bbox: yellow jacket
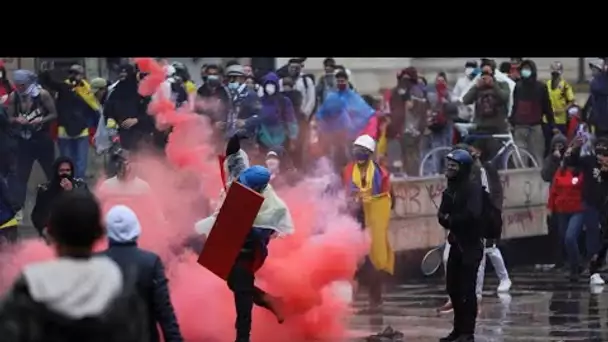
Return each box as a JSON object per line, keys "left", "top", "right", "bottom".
{"left": 544, "top": 79, "right": 575, "bottom": 125}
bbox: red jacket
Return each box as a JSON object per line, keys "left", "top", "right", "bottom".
{"left": 548, "top": 168, "right": 584, "bottom": 213}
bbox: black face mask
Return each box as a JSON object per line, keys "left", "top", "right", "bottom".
{"left": 551, "top": 72, "right": 561, "bottom": 79}
{"left": 565, "top": 154, "right": 579, "bottom": 166}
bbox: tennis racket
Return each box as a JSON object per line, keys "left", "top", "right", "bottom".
{"left": 421, "top": 242, "right": 445, "bottom": 276}
{"left": 420, "top": 183, "right": 446, "bottom": 276}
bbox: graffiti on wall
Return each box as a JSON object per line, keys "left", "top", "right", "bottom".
{"left": 387, "top": 170, "right": 550, "bottom": 250}
{"left": 392, "top": 170, "right": 548, "bottom": 217}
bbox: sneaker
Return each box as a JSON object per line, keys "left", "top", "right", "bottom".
{"left": 497, "top": 279, "right": 512, "bottom": 293}
{"left": 590, "top": 285, "right": 605, "bottom": 295}
{"left": 590, "top": 273, "right": 605, "bottom": 286}
{"left": 437, "top": 300, "right": 453, "bottom": 314}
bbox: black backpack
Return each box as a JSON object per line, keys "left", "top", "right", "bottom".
{"left": 481, "top": 187, "right": 502, "bottom": 239}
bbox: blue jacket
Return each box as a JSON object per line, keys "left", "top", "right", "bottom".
{"left": 256, "top": 73, "right": 298, "bottom": 149}
{"left": 102, "top": 241, "right": 183, "bottom": 342}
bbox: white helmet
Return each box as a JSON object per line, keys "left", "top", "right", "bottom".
{"left": 353, "top": 134, "right": 376, "bottom": 152}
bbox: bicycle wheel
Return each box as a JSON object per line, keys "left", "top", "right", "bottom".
{"left": 421, "top": 246, "right": 443, "bottom": 276}
{"left": 419, "top": 146, "right": 452, "bottom": 177}
{"left": 502, "top": 147, "right": 539, "bottom": 170}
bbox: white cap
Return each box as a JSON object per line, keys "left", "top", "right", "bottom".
{"left": 353, "top": 134, "right": 376, "bottom": 152}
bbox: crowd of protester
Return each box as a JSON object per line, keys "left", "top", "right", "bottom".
{"left": 0, "top": 57, "right": 608, "bottom": 341}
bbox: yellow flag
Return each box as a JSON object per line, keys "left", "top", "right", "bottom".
{"left": 363, "top": 193, "right": 394, "bottom": 274}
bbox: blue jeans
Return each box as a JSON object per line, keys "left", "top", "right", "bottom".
{"left": 557, "top": 212, "right": 585, "bottom": 272}
{"left": 583, "top": 202, "right": 602, "bottom": 257}
{"left": 8, "top": 135, "right": 55, "bottom": 209}
{"left": 58, "top": 137, "right": 89, "bottom": 179}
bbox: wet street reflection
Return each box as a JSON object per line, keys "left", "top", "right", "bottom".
{"left": 349, "top": 267, "right": 608, "bottom": 341}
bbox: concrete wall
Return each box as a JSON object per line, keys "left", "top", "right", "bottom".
{"left": 389, "top": 169, "right": 548, "bottom": 251}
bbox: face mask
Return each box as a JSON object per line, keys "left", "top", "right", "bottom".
{"left": 354, "top": 152, "right": 370, "bottom": 162}
{"left": 464, "top": 67, "right": 473, "bottom": 76}
{"left": 206, "top": 75, "right": 220, "bottom": 86}
{"left": 19, "top": 83, "right": 40, "bottom": 97}
{"left": 337, "top": 83, "right": 348, "bottom": 91}
{"left": 265, "top": 84, "right": 276, "bottom": 95}
{"left": 228, "top": 82, "right": 240, "bottom": 90}
{"left": 58, "top": 173, "right": 72, "bottom": 180}
{"left": 521, "top": 69, "right": 532, "bottom": 79}
{"left": 266, "top": 159, "right": 280, "bottom": 172}
{"left": 551, "top": 72, "right": 560, "bottom": 78}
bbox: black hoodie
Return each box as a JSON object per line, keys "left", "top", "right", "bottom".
{"left": 104, "top": 64, "right": 155, "bottom": 150}
{"left": 541, "top": 133, "right": 568, "bottom": 183}
{"left": 438, "top": 164, "right": 484, "bottom": 246}
{"left": 30, "top": 156, "right": 88, "bottom": 234}
{"left": 510, "top": 60, "right": 555, "bottom": 126}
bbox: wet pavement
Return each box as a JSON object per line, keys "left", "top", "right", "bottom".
{"left": 349, "top": 267, "right": 608, "bottom": 341}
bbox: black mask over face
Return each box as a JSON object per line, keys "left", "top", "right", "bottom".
{"left": 564, "top": 153, "right": 580, "bottom": 167}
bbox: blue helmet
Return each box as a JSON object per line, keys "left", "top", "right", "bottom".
{"left": 238, "top": 165, "right": 271, "bottom": 192}
{"left": 446, "top": 149, "right": 474, "bottom": 166}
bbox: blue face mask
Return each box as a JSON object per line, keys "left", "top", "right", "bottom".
{"left": 354, "top": 152, "right": 371, "bottom": 162}
{"left": 521, "top": 69, "right": 532, "bottom": 79}
{"left": 471, "top": 68, "right": 481, "bottom": 78}
{"left": 228, "top": 82, "right": 240, "bottom": 90}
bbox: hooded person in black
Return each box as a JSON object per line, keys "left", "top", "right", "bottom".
{"left": 574, "top": 137, "right": 608, "bottom": 285}
{"left": 438, "top": 149, "right": 483, "bottom": 342}
{"left": 31, "top": 156, "right": 88, "bottom": 238}
{"left": 541, "top": 133, "right": 568, "bottom": 183}
{"left": 104, "top": 63, "right": 154, "bottom": 151}
{"left": 510, "top": 59, "right": 557, "bottom": 167}
{"left": 589, "top": 139, "right": 608, "bottom": 283}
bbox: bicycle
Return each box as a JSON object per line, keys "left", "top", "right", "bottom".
{"left": 419, "top": 122, "right": 538, "bottom": 176}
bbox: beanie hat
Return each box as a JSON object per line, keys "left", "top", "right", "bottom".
{"left": 105, "top": 205, "right": 141, "bottom": 243}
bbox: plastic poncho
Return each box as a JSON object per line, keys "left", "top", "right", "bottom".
{"left": 315, "top": 90, "right": 375, "bottom": 140}
{"left": 195, "top": 183, "right": 294, "bottom": 238}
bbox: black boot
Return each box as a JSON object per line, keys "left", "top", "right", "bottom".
{"left": 439, "top": 331, "right": 460, "bottom": 342}
{"left": 454, "top": 334, "right": 474, "bottom": 342}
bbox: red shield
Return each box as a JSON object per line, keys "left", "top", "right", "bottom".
{"left": 197, "top": 182, "right": 264, "bottom": 279}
